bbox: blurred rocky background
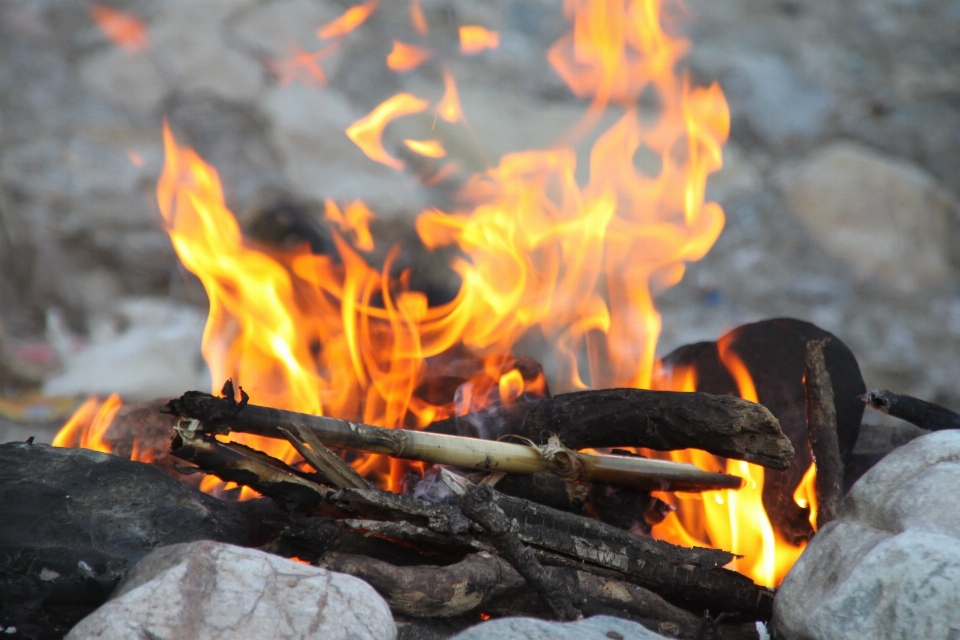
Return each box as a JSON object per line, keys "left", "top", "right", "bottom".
{"left": 0, "top": 0, "right": 958, "bottom": 441}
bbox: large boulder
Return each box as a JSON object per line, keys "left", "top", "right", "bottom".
{"left": 772, "top": 430, "right": 960, "bottom": 639}
{"left": 777, "top": 141, "right": 958, "bottom": 294}
{"left": 0, "top": 443, "right": 249, "bottom": 639}
{"left": 65, "top": 541, "right": 396, "bottom": 640}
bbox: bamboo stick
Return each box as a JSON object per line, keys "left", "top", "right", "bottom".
{"left": 169, "top": 388, "right": 744, "bottom": 492}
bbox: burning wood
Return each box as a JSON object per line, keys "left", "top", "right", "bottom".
{"left": 803, "top": 338, "right": 844, "bottom": 529}
{"left": 168, "top": 383, "right": 748, "bottom": 492}
{"left": 427, "top": 388, "right": 794, "bottom": 470}
{"left": 167, "top": 393, "right": 776, "bottom": 631}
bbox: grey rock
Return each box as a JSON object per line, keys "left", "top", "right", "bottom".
{"left": 0, "top": 442, "right": 249, "bottom": 639}
{"left": 778, "top": 141, "right": 957, "bottom": 294}
{"left": 449, "top": 615, "right": 671, "bottom": 640}
{"left": 772, "top": 430, "right": 960, "bottom": 640}
{"left": 65, "top": 541, "right": 397, "bottom": 640}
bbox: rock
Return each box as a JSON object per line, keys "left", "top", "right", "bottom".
{"left": 42, "top": 298, "right": 209, "bottom": 401}
{"left": 449, "top": 615, "right": 671, "bottom": 640}
{"left": 65, "top": 541, "right": 396, "bottom": 640}
{"left": 149, "top": 0, "right": 264, "bottom": 102}
{"left": 778, "top": 141, "right": 958, "bottom": 293}
{"left": 772, "top": 430, "right": 960, "bottom": 640}
{"left": 0, "top": 442, "right": 249, "bottom": 639}
{"left": 78, "top": 48, "right": 166, "bottom": 112}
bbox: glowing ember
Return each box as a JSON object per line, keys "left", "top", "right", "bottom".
{"left": 88, "top": 3, "right": 150, "bottom": 54}
{"left": 458, "top": 26, "right": 500, "bottom": 55}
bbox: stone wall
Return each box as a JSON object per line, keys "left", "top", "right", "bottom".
{"left": 0, "top": 0, "right": 958, "bottom": 408}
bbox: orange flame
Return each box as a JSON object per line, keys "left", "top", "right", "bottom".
{"left": 649, "top": 346, "right": 815, "bottom": 587}
{"left": 436, "top": 70, "right": 464, "bottom": 124}
{"left": 317, "top": 0, "right": 377, "bottom": 40}
{"left": 325, "top": 199, "right": 375, "bottom": 252}
{"left": 404, "top": 139, "right": 446, "bottom": 159}
{"left": 346, "top": 94, "right": 430, "bottom": 170}
{"left": 794, "top": 461, "right": 818, "bottom": 531}
{"left": 459, "top": 26, "right": 500, "bottom": 55}
{"left": 387, "top": 41, "right": 432, "bottom": 72}
{"left": 89, "top": 4, "right": 150, "bottom": 54}
{"left": 52, "top": 394, "right": 123, "bottom": 453}
{"left": 268, "top": 43, "right": 336, "bottom": 86}
{"left": 410, "top": 0, "right": 428, "bottom": 36}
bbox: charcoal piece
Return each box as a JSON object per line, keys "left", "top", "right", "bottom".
{"left": 0, "top": 443, "right": 249, "bottom": 640}
{"left": 661, "top": 318, "right": 866, "bottom": 545}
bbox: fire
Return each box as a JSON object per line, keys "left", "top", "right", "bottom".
{"left": 436, "top": 71, "right": 463, "bottom": 124}
{"left": 54, "top": 0, "right": 820, "bottom": 587}
{"left": 346, "top": 94, "right": 430, "bottom": 170}
{"left": 268, "top": 43, "right": 336, "bottom": 86}
{"left": 387, "top": 41, "right": 432, "bottom": 72}
{"left": 317, "top": 0, "right": 377, "bottom": 40}
{"left": 458, "top": 26, "right": 500, "bottom": 55}
{"left": 648, "top": 342, "right": 815, "bottom": 587}
{"left": 404, "top": 139, "right": 446, "bottom": 159}
{"left": 52, "top": 394, "right": 122, "bottom": 453}
{"left": 89, "top": 4, "right": 150, "bottom": 55}
{"left": 410, "top": 0, "right": 428, "bottom": 36}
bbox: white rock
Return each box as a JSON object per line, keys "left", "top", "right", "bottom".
{"left": 772, "top": 430, "right": 960, "bottom": 640}
{"left": 43, "top": 298, "right": 209, "bottom": 401}
{"left": 78, "top": 48, "right": 167, "bottom": 113}
{"left": 450, "top": 615, "right": 671, "bottom": 640}
{"left": 150, "top": 1, "right": 263, "bottom": 102}
{"left": 778, "top": 141, "right": 958, "bottom": 293}
{"left": 65, "top": 541, "right": 396, "bottom": 640}
{"left": 228, "top": 0, "right": 342, "bottom": 60}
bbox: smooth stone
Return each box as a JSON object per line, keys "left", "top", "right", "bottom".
{"left": 772, "top": 430, "right": 960, "bottom": 640}
{"left": 65, "top": 541, "right": 396, "bottom": 640}
{"left": 778, "top": 141, "right": 957, "bottom": 293}
{"left": 449, "top": 615, "right": 671, "bottom": 640}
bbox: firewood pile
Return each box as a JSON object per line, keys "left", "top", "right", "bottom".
{"left": 160, "top": 373, "right": 806, "bottom": 639}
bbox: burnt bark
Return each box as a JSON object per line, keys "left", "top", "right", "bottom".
{"left": 804, "top": 339, "right": 844, "bottom": 529}
{"left": 454, "top": 480, "right": 582, "bottom": 621}
{"left": 427, "top": 389, "right": 793, "bottom": 470}
{"left": 319, "top": 551, "right": 758, "bottom": 638}
{"left": 862, "top": 389, "right": 960, "bottom": 432}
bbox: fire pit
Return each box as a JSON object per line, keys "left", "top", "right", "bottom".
{"left": 1, "top": 1, "right": 959, "bottom": 639}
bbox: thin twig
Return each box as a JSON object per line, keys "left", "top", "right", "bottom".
{"left": 441, "top": 469, "right": 583, "bottom": 621}
{"left": 279, "top": 423, "right": 373, "bottom": 489}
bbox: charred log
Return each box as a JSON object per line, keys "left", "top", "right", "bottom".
{"left": 804, "top": 338, "right": 844, "bottom": 529}
{"left": 861, "top": 389, "right": 960, "bottom": 432}
{"left": 320, "top": 551, "right": 759, "bottom": 638}
{"left": 427, "top": 388, "right": 793, "bottom": 470}
{"left": 169, "top": 386, "right": 745, "bottom": 492}
{"left": 661, "top": 318, "right": 866, "bottom": 545}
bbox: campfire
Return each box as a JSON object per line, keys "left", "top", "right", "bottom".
{"left": 11, "top": 0, "right": 956, "bottom": 638}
